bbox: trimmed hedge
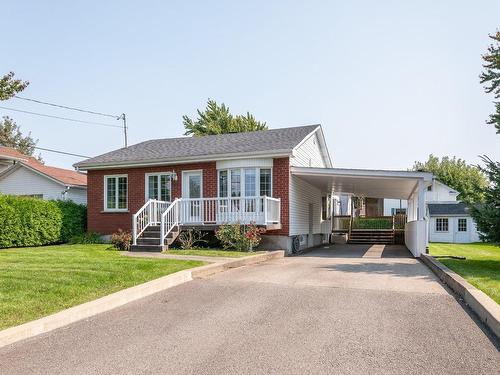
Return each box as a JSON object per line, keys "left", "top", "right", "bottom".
{"left": 54, "top": 200, "right": 87, "bottom": 242}
{"left": 0, "top": 196, "right": 87, "bottom": 248}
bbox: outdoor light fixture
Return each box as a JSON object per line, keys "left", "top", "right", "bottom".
{"left": 170, "top": 170, "right": 178, "bottom": 182}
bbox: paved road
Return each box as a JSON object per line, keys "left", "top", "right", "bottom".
{"left": 1, "top": 245, "right": 498, "bottom": 374}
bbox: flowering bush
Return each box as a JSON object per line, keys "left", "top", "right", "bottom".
{"left": 215, "top": 222, "right": 265, "bottom": 252}
{"left": 111, "top": 229, "right": 132, "bottom": 251}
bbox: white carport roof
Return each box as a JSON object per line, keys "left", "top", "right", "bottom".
{"left": 291, "top": 167, "right": 433, "bottom": 200}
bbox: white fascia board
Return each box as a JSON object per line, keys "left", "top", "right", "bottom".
{"left": 75, "top": 150, "right": 292, "bottom": 171}
{"left": 291, "top": 166, "right": 433, "bottom": 181}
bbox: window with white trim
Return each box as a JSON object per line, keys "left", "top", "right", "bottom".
{"left": 458, "top": 218, "right": 467, "bottom": 232}
{"left": 105, "top": 175, "right": 128, "bottom": 211}
{"left": 218, "top": 168, "right": 272, "bottom": 197}
{"left": 435, "top": 218, "right": 448, "bottom": 232}
{"left": 146, "top": 173, "right": 171, "bottom": 202}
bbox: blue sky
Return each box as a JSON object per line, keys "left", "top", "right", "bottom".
{"left": 2, "top": 1, "right": 499, "bottom": 170}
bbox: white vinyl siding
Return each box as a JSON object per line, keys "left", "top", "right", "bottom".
{"left": 428, "top": 216, "right": 480, "bottom": 243}
{"left": 66, "top": 188, "right": 87, "bottom": 205}
{"left": 289, "top": 175, "right": 329, "bottom": 236}
{"left": 216, "top": 158, "right": 273, "bottom": 170}
{"left": 0, "top": 166, "right": 87, "bottom": 203}
{"left": 290, "top": 132, "right": 327, "bottom": 168}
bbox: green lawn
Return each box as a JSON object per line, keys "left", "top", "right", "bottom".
{"left": 0, "top": 244, "right": 203, "bottom": 330}
{"left": 429, "top": 243, "right": 500, "bottom": 304}
{"left": 166, "top": 249, "right": 264, "bottom": 258}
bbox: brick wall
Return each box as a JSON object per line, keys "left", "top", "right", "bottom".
{"left": 86, "top": 158, "right": 290, "bottom": 236}
{"left": 271, "top": 157, "right": 290, "bottom": 236}
{"left": 87, "top": 161, "right": 216, "bottom": 234}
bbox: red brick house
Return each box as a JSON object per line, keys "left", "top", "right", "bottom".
{"left": 75, "top": 125, "right": 432, "bottom": 256}
{"left": 75, "top": 125, "right": 333, "bottom": 252}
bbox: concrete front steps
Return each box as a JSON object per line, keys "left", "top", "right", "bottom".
{"left": 348, "top": 229, "right": 394, "bottom": 244}
{"left": 130, "top": 225, "right": 180, "bottom": 252}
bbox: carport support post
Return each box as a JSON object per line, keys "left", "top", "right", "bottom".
{"left": 417, "top": 179, "right": 425, "bottom": 220}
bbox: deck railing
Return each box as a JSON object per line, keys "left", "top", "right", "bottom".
{"left": 176, "top": 196, "right": 280, "bottom": 225}
{"left": 133, "top": 196, "right": 281, "bottom": 246}
{"left": 332, "top": 215, "right": 351, "bottom": 232}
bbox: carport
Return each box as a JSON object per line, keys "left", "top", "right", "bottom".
{"left": 290, "top": 167, "right": 433, "bottom": 257}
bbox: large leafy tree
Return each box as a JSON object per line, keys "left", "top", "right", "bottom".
{"left": 412, "top": 155, "right": 488, "bottom": 204}
{"left": 0, "top": 116, "right": 38, "bottom": 157}
{"left": 183, "top": 99, "right": 267, "bottom": 136}
{"left": 0, "top": 71, "right": 29, "bottom": 101}
{"left": 480, "top": 31, "right": 500, "bottom": 133}
{"left": 470, "top": 156, "right": 500, "bottom": 242}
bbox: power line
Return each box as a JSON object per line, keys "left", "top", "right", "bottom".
{"left": 0, "top": 106, "right": 123, "bottom": 129}
{"left": 34, "top": 146, "right": 90, "bottom": 159}
{"left": 14, "top": 96, "right": 119, "bottom": 119}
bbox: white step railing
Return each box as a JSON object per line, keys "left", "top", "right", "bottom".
{"left": 132, "top": 199, "right": 170, "bottom": 245}
{"left": 160, "top": 198, "right": 180, "bottom": 246}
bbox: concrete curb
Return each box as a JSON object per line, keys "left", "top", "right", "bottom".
{"left": 421, "top": 254, "right": 500, "bottom": 339}
{"left": 0, "top": 250, "right": 284, "bottom": 349}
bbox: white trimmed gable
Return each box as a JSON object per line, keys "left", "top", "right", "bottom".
{"left": 425, "top": 180, "right": 459, "bottom": 203}
{"left": 290, "top": 127, "right": 331, "bottom": 168}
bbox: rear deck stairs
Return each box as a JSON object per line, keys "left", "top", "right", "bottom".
{"left": 347, "top": 229, "right": 395, "bottom": 245}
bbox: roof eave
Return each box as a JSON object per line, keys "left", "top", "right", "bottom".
{"left": 74, "top": 150, "right": 293, "bottom": 171}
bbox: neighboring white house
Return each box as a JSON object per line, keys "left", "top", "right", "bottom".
{"left": 0, "top": 146, "right": 87, "bottom": 204}
{"left": 382, "top": 180, "right": 479, "bottom": 243}
{"left": 425, "top": 180, "right": 480, "bottom": 243}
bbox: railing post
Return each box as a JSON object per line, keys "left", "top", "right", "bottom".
{"left": 264, "top": 196, "right": 268, "bottom": 224}
{"left": 160, "top": 212, "right": 164, "bottom": 248}
{"left": 132, "top": 214, "right": 137, "bottom": 246}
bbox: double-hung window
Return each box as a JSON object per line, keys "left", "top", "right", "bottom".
{"left": 146, "top": 173, "right": 171, "bottom": 202}
{"left": 435, "top": 218, "right": 448, "bottom": 232}
{"left": 105, "top": 175, "right": 128, "bottom": 211}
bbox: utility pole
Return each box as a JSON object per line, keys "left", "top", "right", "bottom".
{"left": 119, "top": 113, "right": 128, "bottom": 147}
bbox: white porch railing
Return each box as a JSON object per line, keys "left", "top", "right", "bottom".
{"left": 177, "top": 196, "right": 280, "bottom": 226}
{"left": 134, "top": 196, "right": 281, "bottom": 247}
{"left": 132, "top": 199, "right": 170, "bottom": 245}
{"left": 160, "top": 198, "right": 180, "bottom": 246}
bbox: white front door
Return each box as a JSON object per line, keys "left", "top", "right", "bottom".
{"left": 182, "top": 171, "right": 203, "bottom": 223}
{"left": 454, "top": 217, "right": 469, "bottom": 243}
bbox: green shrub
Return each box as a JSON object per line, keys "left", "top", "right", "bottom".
{"left": 0, "top": 195, "right": 62, "bottom": 248}
{"left": 111, "top": 229, "right": 132, "bottom": 251}
{"left": 69, "top": 232, "right": 103, "bottom": 244}
{"left": 54, "top": 200, "right": 87, "bottom": 242}
{"left": 352, "top": 218, "right": 392, "bottom": 230}
{"left": 215, "top": 222, "right": 265, "bottom": 252}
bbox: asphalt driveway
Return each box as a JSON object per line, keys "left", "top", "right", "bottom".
{"left": 0, "top": 244, "right": 498, "bottom": 374}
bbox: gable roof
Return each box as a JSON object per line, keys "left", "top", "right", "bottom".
{"left": 0, "top": 146, "right": 87, "bottom": 187}
{"left": 74, "top": 125, "right": 323, "bottom": 170}
{"left": 428, "top": 203, "right": 470, "bottom": 216}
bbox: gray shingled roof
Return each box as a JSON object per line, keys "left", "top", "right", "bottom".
{"left": 428, "top": 203, "right": 470, "bottom": 216}
{"left": 74, "top": 125, "right": 319, "bottom": 169}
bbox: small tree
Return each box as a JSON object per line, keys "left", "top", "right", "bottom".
{"left": 0, "top": 116, "right": 39, "bottom": 157}
{"left": 183, "top": 99, "right": 267, "bottom": 136}
{"left": 412, "top": 155, "right": 488, "bottom": 204}
{"left": 480, "top": 31, "right": 500, "bottom": 133}
{"left": 177, "top": 229, "right": 207, "bottom": 249}
{"left": 0, "top": 71, "right": 29, "bottom": 101}
{"left": 470, "top": 156, "right": 500, "bottom": 243}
